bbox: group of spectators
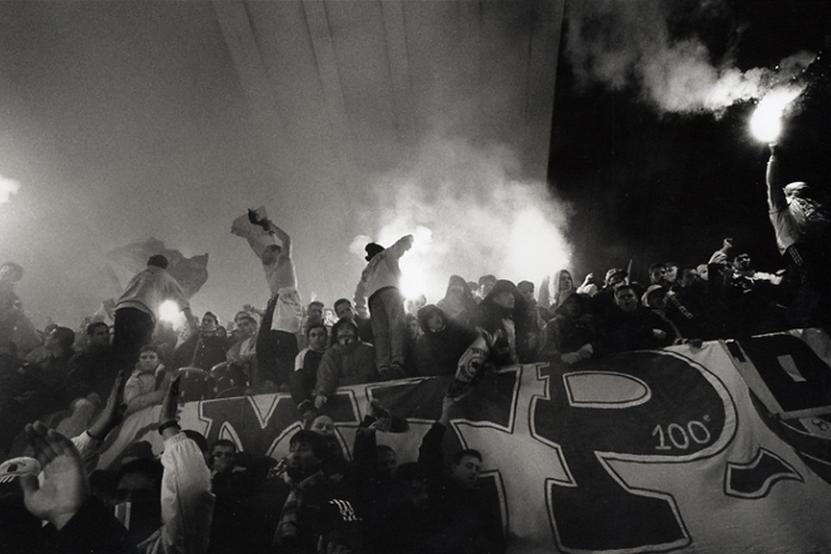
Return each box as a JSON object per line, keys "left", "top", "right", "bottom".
{"left": 0, "top": 338, "right": 504, "bottom": 554}
{"left": 0, "top": 142, "right": 829, "bottom": 552}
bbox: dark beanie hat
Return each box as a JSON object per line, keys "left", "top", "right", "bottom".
{"left": 365, "top": 243, "right": 385, "bottom": 262}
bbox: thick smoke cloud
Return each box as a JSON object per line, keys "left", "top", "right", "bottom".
{"left": 353, "top": 135, "right": 572, "bottom": 302}
{"left": 565, "top": 0, "right": 815, "bottom": 114}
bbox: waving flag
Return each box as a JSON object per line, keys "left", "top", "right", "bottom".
{"left": 106, "top": 237, "right": 208, "bottom": 298}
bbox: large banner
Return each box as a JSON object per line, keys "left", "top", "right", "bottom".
{"left": 93, "top": 329, "right": 831, "bottom": 554}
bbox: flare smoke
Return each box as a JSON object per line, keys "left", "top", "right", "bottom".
{"left": 566, "top": 0, "right": 815, "bottom": 114}
{"left": 354, "top": 136, "right": 572, "bottom": 302}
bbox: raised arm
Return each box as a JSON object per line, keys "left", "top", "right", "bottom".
{"left": 766, "top": 143, "right": 787, "bottom": 211}
{"left": 387, "top": 234, "right": 414, "bottom": 259}
{"left": 21, "top": 422, "right": 138, "bottom": 553}
{"left": 157, "top": 375, "right": 215, "bottom": 554}
{"left": 418, "top": 396, "right": 453, "bottom": 494}
{"left": 268, "top": 223, "right": 292, "bottom": 258}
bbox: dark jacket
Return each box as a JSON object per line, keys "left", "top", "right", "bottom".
{"left": 416, "top": 305, "right": 478, "bottom": 376}
{"left": 606, "top": 307, "right": 675, "bottom": 353}
{"left": 417, "top": 423, "right": 507, "bottom": 554}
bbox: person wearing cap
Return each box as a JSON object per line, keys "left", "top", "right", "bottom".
{"left": 269, "top": 429, "right": 363, "bottom": 554}
{"left": 353, "top": 234, "right": 414, "bottom": 380}
{"left": 766, "top": 142, "right": 831, "bottom": 325}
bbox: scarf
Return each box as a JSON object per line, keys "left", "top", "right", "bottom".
{"left": 790, "top": 197, "right": 830, "bottom": 238}
{"left": 273, "top": 470, "right": 326, "bottom": 545}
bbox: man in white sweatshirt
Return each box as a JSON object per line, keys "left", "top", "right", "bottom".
{"left": 354, "top": 234, "right": 413, "bottom": 380}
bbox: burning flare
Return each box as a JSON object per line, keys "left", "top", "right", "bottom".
{"left": 158, "top": 300, "right": 181, "bottom": 324}
{"left": 749, "top": 87, "right": 802, "bottom": 142}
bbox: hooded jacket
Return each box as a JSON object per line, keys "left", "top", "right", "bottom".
{"left": 415, "top": 305, "right": 478, "bottom": 376}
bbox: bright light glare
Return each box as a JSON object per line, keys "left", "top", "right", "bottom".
{"left": 750, "top": 88, "right": 801, "bottom": 142}
{"left": 0, "top": 175, "right": 21, "bottom": 205}
{"left": 400, "top": 264, "right": 429, "bottom": 300}
{"left": 398, "top": 226, "right": 434, "bottom": 300}
{"left": 501, "top": 208, "right": 571, "bottom": 287}
{"left": 158, "top": 300, "right": 180, "bottom": 323}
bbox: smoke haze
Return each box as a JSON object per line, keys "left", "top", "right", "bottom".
{"left": 0, "top": 1, "right": 563, "bottom": 327}
{"left": 565, "top": 0, "right": 816, "bottom": 114}
{"left": 356, "top": 135, "right": 572, "bottom": 302}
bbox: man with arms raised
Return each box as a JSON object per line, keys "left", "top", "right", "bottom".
{"left": 354, "top": 234, "right": 413, "bottom": 380}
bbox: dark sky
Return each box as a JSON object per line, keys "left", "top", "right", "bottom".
{"left": 549, "top": 0, "right": 831, "bottom": 280}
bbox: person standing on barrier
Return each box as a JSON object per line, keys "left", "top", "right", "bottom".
{"left": 245, "top": 215, "right": 302, "bottom": 393}
{"left": 112, "top": 255, "right": 198, "bottom": 373}
{"left": 354, "top": 234, "right": 413, "bottom": 380}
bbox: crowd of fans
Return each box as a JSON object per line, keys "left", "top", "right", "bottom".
{"left": 0, "top": 235, "right": 825, "bottom": 553}
{"left": 0, "top": 142, "right": 829, "bottom": 552}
